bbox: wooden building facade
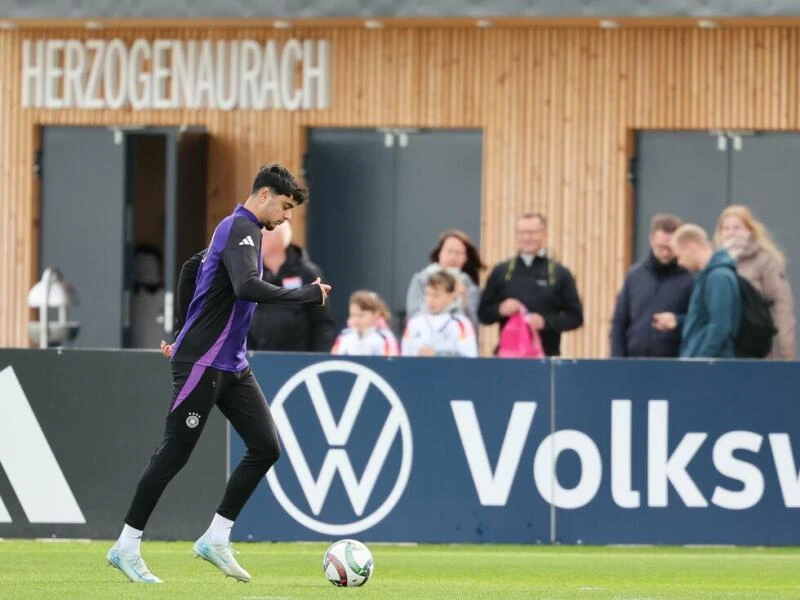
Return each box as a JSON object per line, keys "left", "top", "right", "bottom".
{"left": 1, "top": 22, "right": 798, "bottom": 356}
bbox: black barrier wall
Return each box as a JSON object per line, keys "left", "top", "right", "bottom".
{"left": 0, "top": 350, "right": 226, "bottom": 540}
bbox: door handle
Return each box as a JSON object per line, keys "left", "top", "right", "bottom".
{"left": 122, "top": 290, "right": 131, "bottom": 328}
{"left": 164, "top": 291, "right": 174, "bottom": 335}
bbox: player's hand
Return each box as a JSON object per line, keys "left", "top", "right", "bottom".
{"left": 526, "top": 313, "right": 546, "bottom": 331}
{"left": 652, "top": 312, "right": 678, "bottom": 331}
{"left": 312, "top": 277, "right": 332, "bottom": 305}
{"left": 418, "top": 346, "right": 436, "bottom": 357}
{"left": 160, "top": 340, "right": 173, "bottom": 358}
{"left": 499, "top": 298, "right": 524, "bottom": 317}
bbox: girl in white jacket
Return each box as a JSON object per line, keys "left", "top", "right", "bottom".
{"left": 332, "top": 290, "right": 399, "bottom": 356}
{"left": 402, "top": 271, "right": 478, "bottom": 357}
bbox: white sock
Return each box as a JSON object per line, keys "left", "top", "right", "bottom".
{"left": 117, "top": 523, "right": 143, "bottom": 555}
{"left": 204, "top": 513, "right": 235, "bottom": 545}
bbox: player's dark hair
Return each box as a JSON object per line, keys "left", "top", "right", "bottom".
{"left": 426, "top": 270, "right": 457, "bottom": 293}
{"left": 251, "top": 163, "right": 308, "bottom": 205}
{"left": 428, "top": 229, "right": 485, "bottom": 286}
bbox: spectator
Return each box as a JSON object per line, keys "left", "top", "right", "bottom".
{"left": 610, "top": 214, "right": 693, "bottom": 357}
{"left": 715, "top": 205, "right": 796, "bottom": 359}
{"left": 402, "top": 271, "right": 478, "bottom": 358}
{"left": 332, "top": 290, "right": 399, "bottom": 356}
{"left": 174, "top": 249, "right": 204, "bottom": 335}
{"left": 161, "top": 248, "right": 205, "bottom": 358}
{"left": 248, "top": 222, "right": 336, "bottom": 352}
{"left": 653, "top": 224, "right": 741, "bottom": 359}
{"left": 130, "top": 244, "right": 166, "bottom": 349}
{"left": 478, "top": 213, "right": 583, "bottom": 356}
{"left": 406, "top": 230, "right": 485, "bottom": 327}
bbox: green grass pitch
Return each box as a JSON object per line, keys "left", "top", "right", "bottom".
{"left": 1, "top": 540, "right": 799, "bottom": 599}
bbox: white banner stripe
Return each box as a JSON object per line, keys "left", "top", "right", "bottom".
{"left": 0, "top": 367, "right": 85, "bottom": 523}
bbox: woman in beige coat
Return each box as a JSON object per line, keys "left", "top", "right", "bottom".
{"left": 715, "top": 205, "right": 796, "bottom": 359}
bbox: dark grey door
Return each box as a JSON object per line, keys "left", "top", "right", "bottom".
{"left": 40, "top": 127, "right": 127, "bottom": 348}
{"left": 305, "top": 128, "right": 483, "bottom": 332}
{"left": 41, "top": 126, "right": 206, "bottom": 349}
{"left": 729, "top": 133, "right": 800, "bottom": 357}
{"left": 634, "top": 132, "right": 729, "bottom": 261}
{"left": 305, "top": 130, "right": 396, "bottom": 331}
{"left": 392, "top": 130, "right": 482, "bottom": 318}
{"left": 175, "top": 131, "right": 209, "bottom": 281}
{"left": 171, "top": 129, "right": 209, "bottom": 337}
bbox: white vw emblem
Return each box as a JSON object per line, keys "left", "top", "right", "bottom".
{"left": 266, "top": 360, "right": 413, "bottom": 535}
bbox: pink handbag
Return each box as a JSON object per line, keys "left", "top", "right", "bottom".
{"left": 497, "top": 311, "right": 546, "bottom": 358}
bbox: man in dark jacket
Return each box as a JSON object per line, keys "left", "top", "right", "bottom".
{"left": 174, "top": 250, "right": 204, "bottom": 334}
{"left": 248, "top": 222, "right": 335, "bottom": 352}
{"left": 478, "top": 213, "right": 583, "bottom": 356}
{"left": 611, "top": 214, "right": 693, "bottom": 357}
{"left": 653, "top": 224, "right": 741, "bottom": 358}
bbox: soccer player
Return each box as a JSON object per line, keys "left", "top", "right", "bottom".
{"left": 107, "top": 164, "right": 331, "bottom": 584}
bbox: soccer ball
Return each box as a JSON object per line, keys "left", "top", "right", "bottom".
{"left": 322, "top": 539, "right": 374, "bottom": 587}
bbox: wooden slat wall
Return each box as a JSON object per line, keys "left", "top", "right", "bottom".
{"left": 1, "top": 26, "right": 799, "bottom": 356}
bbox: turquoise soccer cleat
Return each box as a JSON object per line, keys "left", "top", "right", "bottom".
{"left": 193, "top": 536, "right": 252, "bottom": 582}
{"left": 106, "top": 543, "right": 163, "bottom": 583}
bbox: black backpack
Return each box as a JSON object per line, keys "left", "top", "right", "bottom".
{"left": 734, "top": 275, "right": 777, "bottom": 358}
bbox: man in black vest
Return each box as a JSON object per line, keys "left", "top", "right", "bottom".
{"left": 479, "top": 213, "right": 584, "bottom": 356}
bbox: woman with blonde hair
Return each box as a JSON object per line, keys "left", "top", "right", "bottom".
{"left": 715, "top": 205, "right": 796, "bottom": 359}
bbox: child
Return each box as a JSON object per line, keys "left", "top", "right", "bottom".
{"left": 402, "top": 271, "right": 478, "bottom": 357}
{"left": 332, "top": 290, "right": 399, "bottom": 356}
